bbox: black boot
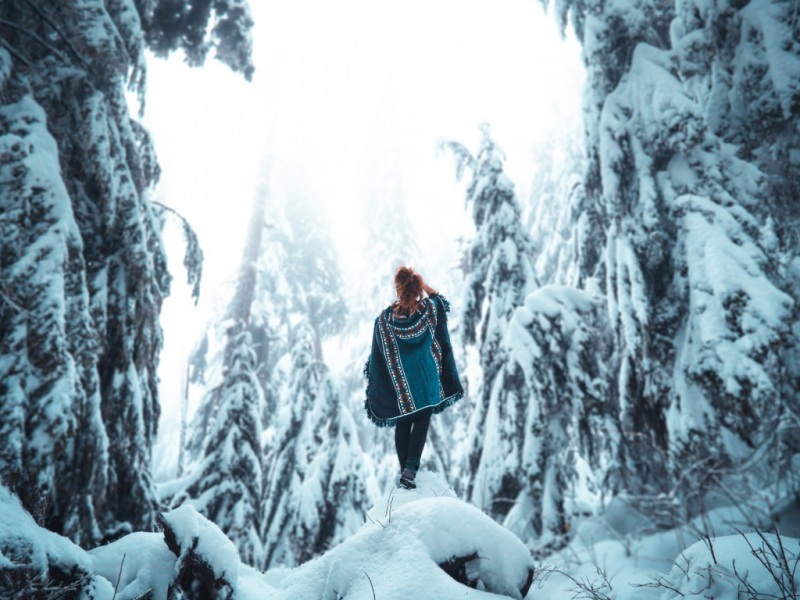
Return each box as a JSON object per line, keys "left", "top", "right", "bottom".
{"left": 399, "top": 468, "right": 417, "bottom": 490}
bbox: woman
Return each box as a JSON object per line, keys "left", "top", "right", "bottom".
{"left": 364, "top": 266, "right": 463, "bottom": 489}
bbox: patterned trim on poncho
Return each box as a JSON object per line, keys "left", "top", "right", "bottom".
{"left": 376, "top": 298, "right": 438, "bottom": 414}
{"left": 364, "top": 294, "right": 464, "bottom": 427}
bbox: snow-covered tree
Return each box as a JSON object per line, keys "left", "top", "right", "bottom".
{"left": 142, "top": 0, "right": 255, "bottom": 81}
{"left": 169, "top": 334, "right": 264, "bottom": 567}
{"left": 0, "top": 0, "right": 253, "bottom": 545}
{"left": 441, "top": 126, "right": 539, "bottom": 504}
{"left": 499, "top": 286, "right": 623, "bottom": 549}
{"left": 525, "top": 123, "right": 593, "bottom": 288}
{"left": 262, "top": 323, "right": 370, "bottom": 568}
{"left": 184, "top": 170, "right": 291, "bottom": 462}
{"left": 542, "top": 0, "right": 800, "bottom": 507}
{"left": 0, "top": 88, "right": 110, "bottom": 547}
{"left": 279, "top": 185, "right": 348, "bottom": 362}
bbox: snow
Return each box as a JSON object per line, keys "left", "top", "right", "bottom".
{"left": 160, "top": 503, "right": 240, "bottom": 582}
{"left": 659, "top": 533, "right": 800, "bottom": 599}
{"left": 523, "top": 285, "right": 594, "bottom": 320}
{"left": 5, "top": 475, "right": 800, "bottom": 600}
{"left": 0, "top": 485, "right": 90, "bottom": 577}
{"left": 535, "top": 499, "right": 800, "bottom": 600}
{"left": 266, "top": 471, "right": 534, "bottom": 599}
{"left": 89, "top": 533, "right": 176, "bottom": 600}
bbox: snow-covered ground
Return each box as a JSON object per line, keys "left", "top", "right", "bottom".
{"left": 3, "top": 473, "right": 799, "bottom": 599}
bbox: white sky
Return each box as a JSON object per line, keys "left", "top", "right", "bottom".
{"left": 144, "top": 0, "right": 585, "bottom": 477}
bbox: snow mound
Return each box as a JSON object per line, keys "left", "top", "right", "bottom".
{"left": 3, "top": 476, "right": 535, "bottom": 599}
{"left": 89, "top": 533, "right": 176, "bottom": 600}
{"left": 365, "top": 469, "right": 458, "bottom": 524}
{"left": 659, "top": 533, "right": 800, "bottom": 600}
{"left": 0, "top": 485, "right": 92, "bottom": 582}
{"left": 0, "top": 485, "right": 177, "bottom": 599}
{"left": 259, "top": 470, "right": 535, "bottom": 599}
{"left": 158, "top": 504, "right": 240, "bottom": 584}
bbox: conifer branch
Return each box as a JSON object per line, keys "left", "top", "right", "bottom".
{"left": 21, "top": 0, "right": 96, "bottom": 77}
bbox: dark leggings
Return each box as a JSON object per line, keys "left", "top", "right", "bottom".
{"left": 395, "top": 408, "right": 433, "bottom": 472}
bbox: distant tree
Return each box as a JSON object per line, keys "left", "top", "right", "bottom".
{"left": 441, "top": 125, "right": 538, "bottom": 505}
{"left": 0, "top": 0, "right": 253, "bottom": 544}
{"left": 279, "top": 186, "right": 348, "bottom": 361}
{"left": 169, "top": 334, "right": 264, "bottom": 567}
{"left": 525, "top": 124, "right": 594, "bottom": 288}
{"left": 262, "top": 323, "right": 369, "bottom": 568}
{"left": 184, "top": 170, "right": 290, "bottom": 466}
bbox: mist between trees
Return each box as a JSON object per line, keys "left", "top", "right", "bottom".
{"left": 1, "top": 0, "right": 799, "bottom": 598}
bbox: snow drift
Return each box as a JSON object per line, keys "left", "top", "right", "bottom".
{"left": 0, "top": 473, "right": 534, "bottom": 599}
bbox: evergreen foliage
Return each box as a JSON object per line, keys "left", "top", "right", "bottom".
{"left": 278, "top": 184, "right": 348, "bottom": 361}
{"left": 498, "top": 286, "right": 621, "bottom": 550}
{"left": 442, "top": 125, "right": 539, "bottom": 505}
{"left": 142, "top": 0, "right": 255, "bottom": 80}
{"left": 0, "top": 0, "right": 253, "bottom": 545}
{"left": 262, "top": 323, "right": 369, "bottom": 569}
{"left": 525, "top": 124, "right": 591, "bottom": 288}
{"left": 169, "top": 334, "right": 265, "bottom": 567}
{"left": 536, "top": 0, "right": 800, "bottom": 513}
{"left": 178, "top": 171, "right": 369, "bottom": 567}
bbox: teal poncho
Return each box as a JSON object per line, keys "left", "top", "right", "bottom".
{"left": 364, "top": 294, "right": 463, "bottom": 427}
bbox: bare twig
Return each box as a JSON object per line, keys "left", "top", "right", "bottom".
{"left": 112, "top": 554, "right": 126, "bottom": 600}
{"left": 549, "top": 566, "right": 614, "bottom": 600}
{"left": 384, "top": 489, "right": 394, "bottom": 519}
{"left": 630, "top": 576, "right": 685, "bottom": 597}
{"left": 363, "top": 571, "right": 376, "bottom": 600}
{"left": 704, "top": 533, "right": 717, "bottom": 566}
{"left": 365, "top": 512, "right": 386, "bottom": 529}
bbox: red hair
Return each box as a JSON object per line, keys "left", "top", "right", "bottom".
{"left": 394, "top": 266, "right": 423, "bottom": 315}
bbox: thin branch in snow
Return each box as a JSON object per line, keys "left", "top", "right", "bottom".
{"left": 548, "top": 566, "right": 614, "bottom": 600}
{"left": 112, "top": 553, "right": 126, "bottom": 600}
{"left": 703, "top": 533, "right": 718, "bottom": 566}
{"left": 384, "top": 489, "right": 395, "bottom": 519}
{"left": 365, "top": 512, "right": 385, "bottom": 529}
{"left": 630, "top": 576, "right": 685, "bottom": 597}
{"left": 363, "top": 571, "right": 376, "bottom": 600}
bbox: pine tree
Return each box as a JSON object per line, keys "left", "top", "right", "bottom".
{"left": 442, "top": 125, "right": 539, "bottom": 505}
{"left": 0, "top": 86, "right": 109, "bottom": 547}
{"left": 0, "top": 0, "right": 253, "bottom": 544}
{"left": 169, "top": 334, "right": 264, "bottom": 567}
{"left": 525, "top": 124, "right": 592, "bottom": 288}
{"left": 262, "top": 323, "right": 369, "bottom": 568}
{"left": 142, "top": 0, "right": 255, "bottom": 80}
{"left": 279, "top": 185, "right": 347, "bottom": 362}
{"left": 540, "top": 0, "right": 800, "bottom": 509}
{"left": 499, "top": 286, "right": 621, "bottom": 549}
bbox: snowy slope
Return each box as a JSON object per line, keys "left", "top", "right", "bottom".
{"left": 4, "top": 477, "right": 800, "bottom": 599}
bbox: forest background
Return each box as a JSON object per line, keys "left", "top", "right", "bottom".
{"left": 1, "top": 0, "right": 799, "bottom": 598}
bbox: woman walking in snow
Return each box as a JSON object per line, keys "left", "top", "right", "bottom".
{"left": 365, "top": 266, "right": 463, "bottom": 489}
